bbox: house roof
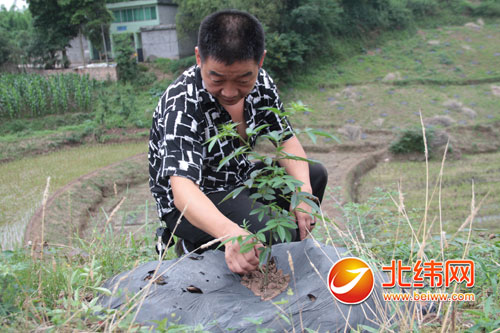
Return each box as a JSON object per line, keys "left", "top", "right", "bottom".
{"left": 106, "top": 0, "right": 175, "bottom": 10}
{"left": 140, "top": 24, "right": 176, "bottom": 32}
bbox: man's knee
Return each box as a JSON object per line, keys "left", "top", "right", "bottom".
{"left": 310, "top": 162, "right": 328, "bottom": 184}
{"left": 309, "top": 162, "right": 328, "bottom": 203}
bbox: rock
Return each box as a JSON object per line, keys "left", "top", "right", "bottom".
{"left": 428, "top": 40, "right": 440, "bottom": 45}
{"left": 443, "top": 99, "right": 463, "bottom": 111}
{"left": 462, "top": 107, "right": 477, "bottom": 118}
{"left": 430, "top": 130, "right": 460, "bottom": 159}
{"left": 342, "top": 86, "right": 357, "bottom": 99}
{"left": 491, "top": 85, "right": 500, "bottom": 96}
{"left": 430, "top": 130, "right": 451, "bottom": 149}
{"left": 373, "top": 118, "right": 385, "bottom": 127}
{"left": 424, "top": 115, "right": 456, "bottom": 127}
{"left": 477, "top": 18, "right": 485, "bottom": 26}
{"left": 382, "top": 71, "right": 401, "bottom": 82}
{"left": 338, "top": 125, "right": 362, "bottom": 141}
{"left": 147, "top": 55, "right": 158, "bottom": 62}
{"left": 465, "top": 22, "right": 482, "bottom": 30}
{"left": 461, "top": 44, "right": 473, "bottom": 51}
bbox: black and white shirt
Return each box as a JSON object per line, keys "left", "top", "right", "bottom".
{"left": 149, "top": 65, "right": 294, "bottom": 219}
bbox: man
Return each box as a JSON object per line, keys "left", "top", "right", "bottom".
{"left": 149, "top": 10, "right": 327, "bottom": 275}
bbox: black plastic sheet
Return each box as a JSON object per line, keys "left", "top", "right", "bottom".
{"left": 99, "top": 239, "right": 391, "bottom": 331}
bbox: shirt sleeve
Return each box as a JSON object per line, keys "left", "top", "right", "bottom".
{"left": 261, "top": 71, "right": 295, "bottom": 143}
{"left": 158, "top": 107, "right": 203, "bottom": 185}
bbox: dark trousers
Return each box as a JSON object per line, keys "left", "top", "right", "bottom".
{"left": 162, "top": 162, "right": 328, "bottom": 249}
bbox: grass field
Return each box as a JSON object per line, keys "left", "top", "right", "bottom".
{"left": 287, "top": 83, "right": 500, "bottom": 131}
{"left": 282, "top": 19, "right": 500, "bottom": 240}
{"left": 0, "top": 142, "right": 147, "bottom": 250}
{"left": 287, "top": 20, "right": 500, "bottom": 89}
{"left": 358, "top": 152, "right": 500, "bottom": 234}
{"left": 285, "top": 20, "right": 500, "bottom": 130}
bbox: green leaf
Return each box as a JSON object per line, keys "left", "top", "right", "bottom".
{"left": 263, "top": 194, "right": 276, "bottom": 201}
{"left": 277, "top": 225, "right": 286, "bottom": 241}
{"left": 90, "top": 287, "right": 112, "bottom": 296}
{"left": 221, "top": 186, "right": 246, "bottom": 203}
{"left": 244, "top": 317, "right": 263, "bottom": 325}
{"left": 277, "top": 313, "right": 291, "bottom": 325}
{"left": 273, "top": 298, "right": 289, "bottom": 305}
{"left": 256, "top": 232, "right": 267, "bottom": 243}
{"left": 240, "top": 242, "right": 256, "bottom": 254}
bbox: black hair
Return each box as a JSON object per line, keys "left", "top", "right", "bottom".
{"left": 197, "top": 10, "right": 265, "bottom": 65}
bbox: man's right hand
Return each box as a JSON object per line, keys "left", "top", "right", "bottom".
{"left": 224, "top": 227, "right": 263, "bottom": 274}
{"left": 171, "top": 176, "right": 263, "bottom": 274}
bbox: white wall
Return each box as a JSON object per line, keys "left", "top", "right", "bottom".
{"left": 142, "top": 27, "right": 179, "bottom": 60}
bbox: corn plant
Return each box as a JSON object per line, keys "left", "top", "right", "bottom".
{"left": 0, "top": 73, "right": 98, "bottom": 119}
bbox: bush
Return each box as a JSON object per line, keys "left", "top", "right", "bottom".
{"left": 114, "top": 33, "right": 138, "bottom": 82}
{"left": 264, "top": 32, "right": 308, "bottom": 80}
{"left": 406, "top": 0, "right": 439, "bottom": 17}
{"left": 153, "top": 55, "right": 196, "bottom": 76}
{"left": 466, "top": 0, "right": 500, "bottom": 17}
{"left": 389, "top": 127, "right": 434, "bottom": 155}
{"left": 339, "top": 0, "right": 413, "bottom": 35}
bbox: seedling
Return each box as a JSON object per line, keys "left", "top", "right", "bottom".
{"left": 207, "top": 104, "right": 338, "bottom": 291}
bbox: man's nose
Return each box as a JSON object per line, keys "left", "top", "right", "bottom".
{"left": 221, "top": 84, "right": 238, "bottom": 98}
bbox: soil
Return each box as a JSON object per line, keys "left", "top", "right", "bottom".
{"left": 241, "top": 257, "right": 290, "bottom": 301}
{"left": 23, "top": 121, "right": 500, "bottom": 249}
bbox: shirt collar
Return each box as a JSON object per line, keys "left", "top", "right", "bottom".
{"left": 195, "top": 65, "right": 216, "bottom": 105}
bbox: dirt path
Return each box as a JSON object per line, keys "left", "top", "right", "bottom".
{"left": 24, "top": 142, "right": 387, "bottom": 248}
{"left": 94, "top": 149, "right": 383, "bottom": 237}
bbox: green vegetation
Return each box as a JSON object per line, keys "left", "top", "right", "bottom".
{"left": 358, "top": 152, "right": 500, "bottom": 233}
{"left": 207, "top": 106, "right": 336, "bottom": 280}
{"left": 321, "top": 187, "right": 500, "bottom": 332}
{"left": 28, "top": 0, "right": 111, "bottom": 68}
{"left": 153, "top": 55, "right": 196, "bottom": 76}
{"left": 0, "top": 73, "right": 96, "bottom": 118}
{"left": 174, "top": 0, "right": 500, "bottom": 81}
{"left": 0, "top": 5, "right": 32, "bottom": 67}
{"left": 0, "top": 222, "right": 172, "bottom": 331}
{"left": 390, "top": 128, "right": 434, "bottom": 155}
{"left": 283, "top": 21, "right": 500, "bottom": 133}
{"left": 0, "top": 142, "right": 147, "bottom": 250}
{"left": 114, "top": 33, "right": 139, "bottom": 82}
{"left": 1, "top": 171, "right": 498, "bottom": 330}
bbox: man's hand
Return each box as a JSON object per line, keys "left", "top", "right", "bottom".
{"left": 224, "top": 227, "right": 264, "bottom": 274}
{"left": 293, "top": 200, "right": 316, "bottom": 240}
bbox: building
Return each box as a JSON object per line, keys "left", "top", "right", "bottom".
{"left": 65, "top": 0, "right": 195, "bottom": 65}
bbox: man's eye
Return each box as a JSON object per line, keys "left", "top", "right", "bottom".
{"left": 238, "top": 81, "right": 249, "bottom": 85}
{"left": 212, "top": 80, "right": 223, "bottom": 84}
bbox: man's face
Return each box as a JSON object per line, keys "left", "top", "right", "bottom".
{"left": 195, "top": 47, "right": 265, "bottom": 107}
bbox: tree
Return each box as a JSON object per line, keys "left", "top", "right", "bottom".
{"left": 0, "top": 5, "right": 33, "bottom": 68}
{"left": 27, "top": 0, "right": 111, "bottom": 68}
{"left": 69, "top": 0, "right": 112, "bottom": 65}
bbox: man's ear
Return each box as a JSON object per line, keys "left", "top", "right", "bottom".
{"left": 195, "top": 47, "right": 202, "bottom": 66}
{"left": 258, "top": 50, "right": 267, "bottom": 68}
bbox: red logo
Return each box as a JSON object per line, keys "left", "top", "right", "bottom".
{"left": 328, "top": 257, "right": 374, "bottom": 304}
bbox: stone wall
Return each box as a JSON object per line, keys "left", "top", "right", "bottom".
{"left": 141, "top": 25, "right": 179, "bottom": 60}
{"left": 26, "top": 66, "right": 117, "bottom": 81}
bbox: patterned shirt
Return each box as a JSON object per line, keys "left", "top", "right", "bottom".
{"left": 149, "top": 65, "right": 294, "bottom": 218}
